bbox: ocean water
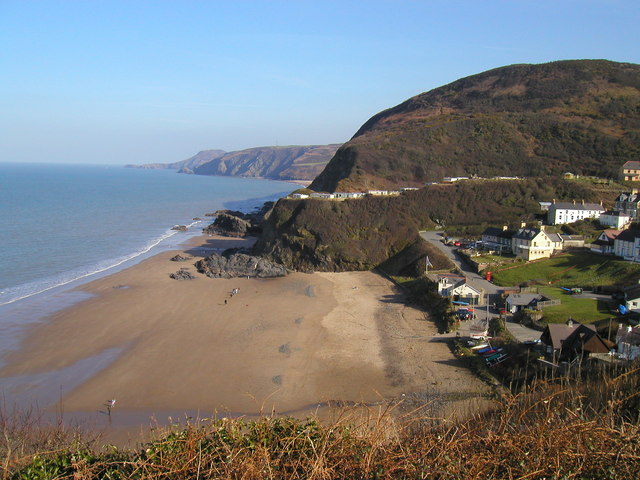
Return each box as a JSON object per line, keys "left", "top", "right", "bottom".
{"left": 0, "top": 162, "right": 295, "bottom": 328}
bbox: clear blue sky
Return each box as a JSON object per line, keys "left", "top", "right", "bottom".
{"left": 1, "top": 0, "right": 639, "bottom": 165}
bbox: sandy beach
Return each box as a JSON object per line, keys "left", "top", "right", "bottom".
{"left": 0, "top": 235, "right": 490, "bottom": 439}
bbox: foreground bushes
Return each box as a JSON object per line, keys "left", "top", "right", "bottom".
{"left": 3, "top": 368, "right": 640, "bottom": 479}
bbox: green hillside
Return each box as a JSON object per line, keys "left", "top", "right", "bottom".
{"left": 311, "top": 60, "right": 640, "bottom": 192}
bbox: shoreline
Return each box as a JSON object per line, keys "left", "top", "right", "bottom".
{"left": 0, "top": 235, "right": 492, "bottom": 444}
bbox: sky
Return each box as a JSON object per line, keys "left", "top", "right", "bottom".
{"left": 1, "top": 0, "right": 639, "bottom": 165}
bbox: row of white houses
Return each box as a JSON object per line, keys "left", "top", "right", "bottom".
{"left": 290, "top": 187, "right": 419, "bottom": 200}
{"left": 544, "top": 198, "right": 631, "bottom": 229}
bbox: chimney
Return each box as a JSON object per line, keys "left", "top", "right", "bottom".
{"left": 567, "top": 319, "right": 574, "bottom": 327}
{"left": 552, "top": 198, "right": 556, "bottom": 204}
{"left": 502, "top": 225, "right": 508, "bottom": 231}
{"left": 520, "top": 222, "right": 526, "bottom": 228}
{"left": 573, "top": 199, "right": 576, "bottom": 205}
{"left": 581, "top": 199, "right": 585, "bottom": 205}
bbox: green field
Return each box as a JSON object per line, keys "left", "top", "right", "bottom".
{"left": 538, "top": 286, "right": 614, "bottom": 324}
{"left": 491, "top": 252, "right": 640, "bottom": 288}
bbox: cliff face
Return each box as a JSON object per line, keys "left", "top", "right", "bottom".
{"left": 310, "top": 60, "right": 640, "bottom": 192}
{"left": 126, "top": 150, "right": 226, "bottom": 171}
{"left": 193, "top": 144, "right": 341, "bottom": 181}
{"left": 128, "top": 144, "right": 341, "bottom": 181}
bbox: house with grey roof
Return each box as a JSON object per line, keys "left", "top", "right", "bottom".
{"left": 614, "top": 190, "right": 640, "bottom": 220}
{"left": 505, "top": 293, "right": 548, "bottom": 313}
{"left": 480, "top": 226, "right": 515, "bottom": 253}
{"left": 547, "top": 200, "right": 604, "bottom": 225}
{"left": 621, "top": 161, "right": 640, "bottom": 182}
{"left": 511, "top": 227, "right": 562, "bottom": 261}
{"left": 432, "top": 273, "right": 485, "bottom": 305}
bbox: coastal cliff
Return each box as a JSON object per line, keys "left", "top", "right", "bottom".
{"left": 128, "top": 144, "right": 341, "bottom": 181}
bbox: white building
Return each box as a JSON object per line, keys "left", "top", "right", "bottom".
{"left": 599, "top": 211, "right": 631, "bottom": 229}
{"left": 309, "top": 192, "right": 335, "bottom": 199}
{"left": 433, "top": 273, "right": 484, "bottom": 305}
{"left": 547, "top": 200, "right": 604, "bottom": 225}
{"left": 613, "top": 229, "right": 640, "bottom": 262}
{"left": 290, "top": 193, "right": 309, "bottom": 199}
{"left": 333, "top": 192, "right": 366, "bottom": 199}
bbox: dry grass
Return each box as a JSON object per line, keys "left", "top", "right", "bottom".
{"left": 2, "top": 368, "right": 640, "bottom": 479}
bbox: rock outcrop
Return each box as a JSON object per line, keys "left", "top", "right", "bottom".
{"left": 169, "top": 268, "right": 196, "bottom": 280}
{"left": 170, "top": 254, "right": 191, "bottom": 262}
{"left": 195, "top": 252, "right": 287, "bottom": 278}
{"left": 203, "top": 213, "right": 253, "bottom": 237}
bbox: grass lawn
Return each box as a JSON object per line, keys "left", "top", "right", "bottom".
{"left": 491, "top": 251, "right": 640, "bottom": 288}
{"left": 538, "top": 286, "right": 614, "bottom": 324}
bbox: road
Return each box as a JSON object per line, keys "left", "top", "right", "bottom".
{"left": 419, "top": 231, "right": 542, "bottom": 343}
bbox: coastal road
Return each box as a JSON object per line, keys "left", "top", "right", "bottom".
{"left": 419, "top": 230, "right": 542, "bottom": 343}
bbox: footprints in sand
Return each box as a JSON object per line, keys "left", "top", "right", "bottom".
{"left": 271, "top": 315, "right": 307, "bottom": 386}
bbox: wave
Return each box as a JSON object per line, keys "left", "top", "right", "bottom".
{"left": 0, "top": 220, "right": 202, "bottom": 307}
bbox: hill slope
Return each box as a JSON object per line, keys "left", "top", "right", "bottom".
{"left": 310, "top": 60, "right": 640, "bottom": 192}
{"left": 254, "top": 177, "right": 617, "bottom": 272}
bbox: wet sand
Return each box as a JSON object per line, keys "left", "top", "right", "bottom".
{"left": 0, "top": 235, "right": 491, "bottom": 442}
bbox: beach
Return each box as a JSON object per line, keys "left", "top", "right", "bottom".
{"left": 0, "top": 235, "right": 491, "bottom": 441}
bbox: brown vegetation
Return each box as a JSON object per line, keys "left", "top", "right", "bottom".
{"left": 254, "top": 177, "right": 618, "bottom": 271}
{"left": 3, "top": 366, "right": 639, "bottom": 479}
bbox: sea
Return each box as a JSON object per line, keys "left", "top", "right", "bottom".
{"left": 0, "top": 162, "right": 296, "bottom": 359}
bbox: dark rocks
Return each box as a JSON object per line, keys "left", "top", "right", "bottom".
{"left": 169, "top": 268, "right": 196, "bottom": 280}
{"left": 170, "top": 254, "right": 191, "bottom": 262}
{"left": 195, "top": 252, "right": 287, "bottom": 278}
{"left": 171, "top": 225, "right": 188, "bottom": 231}
{"left": 202, "top": 204, "right": 274, "bottom": 237}
{"left": 202, "top": 213, "right": 253, "bottom": 237}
